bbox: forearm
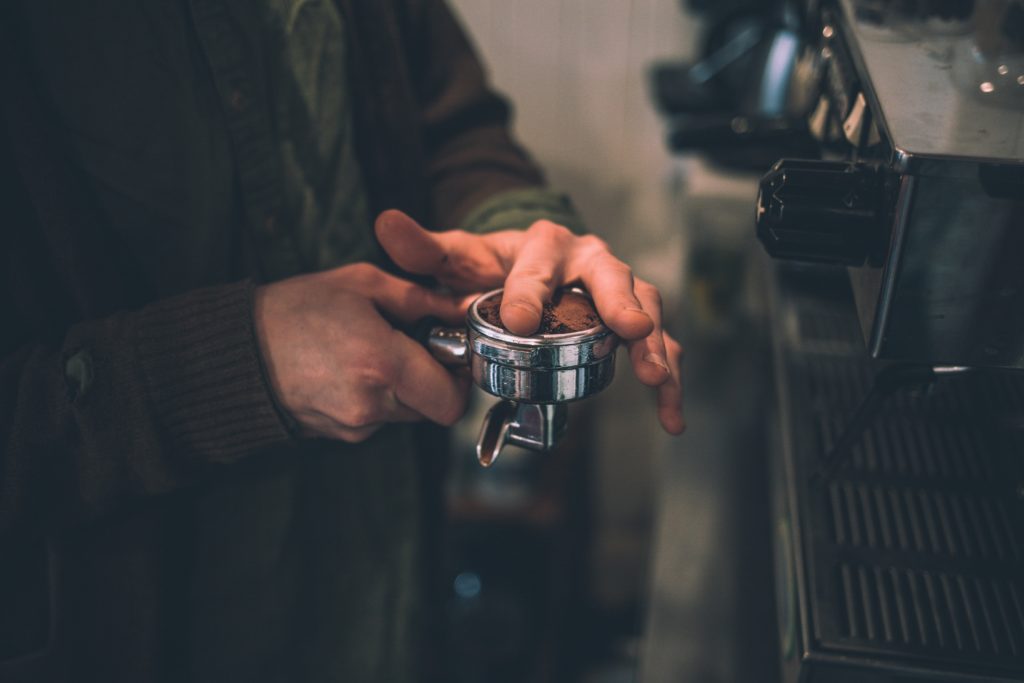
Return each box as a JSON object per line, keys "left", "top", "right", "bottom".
{"left": 407, "top": 1, "right": 586, "bottom": 236}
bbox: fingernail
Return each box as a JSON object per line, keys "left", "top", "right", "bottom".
{"left": 643, "top": 353, "right": 669, "bottom": 372}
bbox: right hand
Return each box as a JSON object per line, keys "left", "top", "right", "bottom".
{"left": 253, "top": 263, "right": 471, "bottom": 442}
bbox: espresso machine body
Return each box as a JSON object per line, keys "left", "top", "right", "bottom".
{"left": 756, "top": 0, "right": 1024, "bottom": 370}
{"left": 753, "top": 2, "right": 1024, "bottom": 682}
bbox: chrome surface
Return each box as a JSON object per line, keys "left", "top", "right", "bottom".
{"left": 423, "top": 325, "right": 469, "bottom": 366}
{"left": 765, "top": 261, "right": 1024, "bottom": 682}
{"left": 773, "top": 1, "right": 1024, "bottom": 370}
{"left": 470, "top": 352, "right": 616, "bottom": 404}
{"left": 836, "top": 0, "right": 1024, "bottom": 166}
{"left": 467, "top": 288, "right": 618, "bottom": 371}
{"left": 850, "top": 172, "right": 1024, "bottom": 369}
{"left": 463, "top": 288, "right": 619, "bottom": 402}
{"left": 424, "top": 287, "right": 619, "bottom": 464}
{"left": 476, "top": 401, "right": 568, "bottom": 467}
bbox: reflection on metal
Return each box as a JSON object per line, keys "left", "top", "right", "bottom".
{"left": 768, "top": 264, "right": 1024, "bottom": 682}
{"left": 476, "top": 401, "right": 568, "bottom": 467}
{"left": 761, "top": 31, "right": 801, "bottom": 116}
{"left": 812, "top": 363, "right": 972, "bottom": 482}
{"left": 840, "top": 91, "right": 866, "bottom": 145}
{"left": 423, "top": 325, "right": 469, "bottom": 366}
{"left": 852, "top": 174, "right": 1024, "bottom": 370}
{"left": 423, "top": 288, "right": 618, "bottom": 465}
{"left": 759, "top": 0, "right": 1024, "bottom": 370}
{"left": 839, "top": 0, "right": 1024, "bottom": 163}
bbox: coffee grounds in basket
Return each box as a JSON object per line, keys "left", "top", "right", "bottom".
{"left": 477, "top": 289, "right": 602, "bottom": 334}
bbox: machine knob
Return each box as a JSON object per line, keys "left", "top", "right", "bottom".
{"left": 756, "top": 159, "right": 887, "bottom": 266}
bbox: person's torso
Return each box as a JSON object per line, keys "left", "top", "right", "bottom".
{"left": 9, "top": 1, "right": 422, "bottom": 680}
{"left": 19, "top": 0, "right": 384, "bottom": 289}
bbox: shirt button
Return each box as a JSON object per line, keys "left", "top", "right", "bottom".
{"left": 64, "top": 349, "right": 95, "bottom": 401}
{"left": 263, "top": 213, "right": 277, "bottom": 236}
{"left": 229, "top": 89, "right": 246, "bottom": 112}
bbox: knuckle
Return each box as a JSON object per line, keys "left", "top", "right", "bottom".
{"left": 642, "top": 283, "right": 663, "bottom": 308}
{"left": 343, "top": 262, "right": 380, "bottom": 287}
{"left": 347, "top": 262, "right": 373, "bottom": 277}
{"left": 666, "top": 336, "right": 685, "bottom": 357}
{"left": 601, "top": 262, "right": 633, "bottom": 284}
{"left": 510, "top": 264, "right": 556, "bottom": 288}
{"left": 341, "top": 426, "right": 379, "bottom": 444}
{"left": 359, "top": 356, "right": 400, "bottom": 391}
{"left": 448, "top": 228, "right": 474, "bottom": 244}
{"left": 577, "top": 234, "right": 609, "bottom": 254}
{"left": 340, "top": 404, "right": 380, "bottom": 430}
{"left": 595, "top": 251, "right": 631, "bottom": 275}
{"left": 528, "top": 220, "right": 568, "bottom": 240}
{"left": 647, "top": 284, "right": 663, "bottom": 309}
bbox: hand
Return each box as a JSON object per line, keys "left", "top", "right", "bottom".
{"left": 375, "top": 210, "right": 686, "bottom": 435}
{"left": 254, "top": 263, "right": 471, "bottom": 442}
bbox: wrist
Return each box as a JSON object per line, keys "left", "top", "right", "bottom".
{"left": 252, "top": 283, "right": 300, "bottom": 435}
{"left": 134, "top": 280, "right": 292, "bottom": 460}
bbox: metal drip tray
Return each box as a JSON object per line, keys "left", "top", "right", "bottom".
{"left": 770, "top": 265, "right": 1024, "bottom": 682}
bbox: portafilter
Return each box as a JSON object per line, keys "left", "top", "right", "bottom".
{"left": 418, "top": 287, "right": 619, "bottom": 466}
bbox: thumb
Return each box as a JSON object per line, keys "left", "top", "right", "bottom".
{"left": 350, "top": 267, "right": 467, "bottom": 325}
{"left": 375, "top": 209, "right": 448, "bottom": 276}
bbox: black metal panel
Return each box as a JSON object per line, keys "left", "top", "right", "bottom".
{"left": 770, "top": 262, "right": 1024, "bottom": 682}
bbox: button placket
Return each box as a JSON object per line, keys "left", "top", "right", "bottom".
{"left": 188, "top": 0, "right": 303, "bottom": 278}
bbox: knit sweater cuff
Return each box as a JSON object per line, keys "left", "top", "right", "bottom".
{"left": 134, "top": 281, "right": 291, "bottom": 462}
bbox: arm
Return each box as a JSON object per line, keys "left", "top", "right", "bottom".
{"left": 1, "top": 265, "right": 476, "bottom": 534}
{"left": 407, "top": 0, "right": 584, "bottom": 234}
{"left": 0, "top": 281, "right": 291, "bottom": 532}
{"left": 391, "top": 0, "right": 686, "bottom": 433}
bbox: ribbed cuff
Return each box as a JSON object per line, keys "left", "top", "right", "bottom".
{"left": 458, "top": 187, "right": 587, "bottom": 235}
{"left": 134, "top": 281, "right": 291, "bottom": 462}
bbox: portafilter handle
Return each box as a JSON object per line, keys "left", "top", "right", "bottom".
{"left": 412, "top": 317, "right": 569, "bottom": 467}
{"left": 412, "top": 317, "right": 470, "bottom": 367}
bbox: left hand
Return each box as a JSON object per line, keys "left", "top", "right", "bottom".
{"left": 375, "top": 209, "right": 685, "bottom": 435}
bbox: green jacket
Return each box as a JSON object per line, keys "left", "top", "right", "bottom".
{"left": 0, "top": 0, "right": 581, "bottom": 680}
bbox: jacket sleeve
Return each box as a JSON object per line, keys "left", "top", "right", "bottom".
{"left": 0, "top": 281, "right": 292, "bottom": 532}
{"left": 408, "top": 0, "right": 586, "bottom": 234}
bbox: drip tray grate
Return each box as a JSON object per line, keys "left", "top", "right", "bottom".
{"left": 775, "top": 267, "right": 1024, "bottom": 679}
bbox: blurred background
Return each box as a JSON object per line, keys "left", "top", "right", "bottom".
{"left": 434, "top": 2, "right": 777, "bottom": 681}
{"left": 427, "top": 2, "right": 1024, "bottom": 682}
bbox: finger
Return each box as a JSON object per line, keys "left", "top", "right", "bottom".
{"left": 374, "top": 210, "right": 448, "bottom": 275}
{"left": 390, "top": 330, "right": 470, "bottom": 427}
{"left": 341, "top": 264, "right": 466, "bottom": 325}
{"left": 374, "top": 209, "right": 510, "bottom": 290}
{"left": 626, "top": 279, "right": 671, "bottom": 386}
{"left": 500, "top": 221, "right": 572, "bottom": 335}
{"left": 569, "top": 238, "right": 653, "bottom": 340}
{"left": 656, "top": 332, "right": 686, "bottom": 435}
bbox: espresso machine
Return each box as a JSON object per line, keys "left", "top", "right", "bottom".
{"left": 751, "top": 1, "right": 1024, "bottom": 681}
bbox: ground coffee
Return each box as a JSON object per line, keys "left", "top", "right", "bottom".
{"left": 477, "top": 288, "right": 602, "bottom": 334}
